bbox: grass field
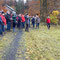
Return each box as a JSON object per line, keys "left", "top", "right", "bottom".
{"left": 0, "top": 31, "right": 17, "bottom": 60}
{"left": 0, "top": 26, "right": 60, "bottom": 60}
{"left": 23, "top": 25, "right": 60, "bottom": 60}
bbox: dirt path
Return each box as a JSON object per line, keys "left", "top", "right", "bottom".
{"left": 3, "top": 30, "right": 26, "bottom": 60}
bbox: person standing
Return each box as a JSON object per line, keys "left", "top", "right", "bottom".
{"left": 36, "top": 17, "right": 40, "bottom": 29}
{"left": 5, "top": 11, "right": 11, "bottom": 31}
{"left": 29, "top": 15, "right": 31, "bottom": 27}
{"left": 0, "top": 12, "right": 6, "bottom": 36}
{"left": 2, "top": 13, "right": 7, "bottom": 34}
{"left": 36, "top": 15, "right": 40, "bottom": 29}
{"left": 12, "top": 14, "right": 17, "bottom": 32}
{"left": 46, "top": 16, "right": 51, "bottom": 29}
{"left": 31, "top": 16, "right": 35, "bottom": 28}
{"left": 25, "top": 15, "right": 29, "bottom": 32}
{"left": 17, "top": 14, "right": 22, "bottom": 29}
{"left": 0, "top": 12, "right": 3, "bottom": 36}
{"left": 21, "top": 14, "right": 25, "bottom": 28}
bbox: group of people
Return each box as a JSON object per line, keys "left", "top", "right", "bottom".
{"left": 25, "top": 14, "right": 41, "bottom": 32}
{"left": 0, "top": 10, "right": 51, "bottom": 36}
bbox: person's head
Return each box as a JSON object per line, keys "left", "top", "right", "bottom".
{"left": 25, "top": 13, "right": 28, "bottom": 15}
{"left": 47, "top": 16, "right": 50, "bottom": 18}
{"left": 27, "top": 15, "right": 29, "bottom": 17}
{"left": 7, "top": 11, "right": 10, "bottom": 14}
{"left": 36, "top": 14, "right": 38, "bottom": 16}
{"left": 2, "top": 13, "right": 5, "bottom": 16}
{"left": 36, "top": 14, "right": 39, "bottom": 17}
{"left": 22, "top": 14, "right": 24, "bottom": 17}
{"left": 33, "top": 16, "right": 34, "bottom": 18}
{"left": 19, "top": 14, "right": 21, "bottom": 17}
{"left": 2, "top": 10, "right": 3, "bottom": 12}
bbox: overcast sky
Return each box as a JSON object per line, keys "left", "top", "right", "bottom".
{"left": 16, "top": 0, "right": 26, "bottom": 3}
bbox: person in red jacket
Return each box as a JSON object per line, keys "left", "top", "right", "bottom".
{"left": 0, "top": 12, "right": 6, "bottom": 36}
{"left": 21, "top": 14, "right": 25, "bottom": 28}
{"left": 0, "top": 14, "right": 6, "bottom": 25}
{"left": 2, "top": 13, "right": 7, "bottom": 33}
{"left": 46, "top": 16, "right": 51, "bottom": 29}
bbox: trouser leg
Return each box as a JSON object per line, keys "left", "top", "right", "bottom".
{"left": 47, "top": 23, "right": 50, "bottom": 29}
{"left": 48, "top": 23, "right": 50, "bottom": 29}
{"left": 2, "top": 24, "right": 5, "bottom": 32}
{"left": 7, "top": 22, "right": 11, "bottom": 31}
{"left": 13, "top": 22, "right": 16, "bottom": 32}
{"left": 33, "top": 23, "right": 35, "bottom": 28}
{"left": 25, "top": 24, "right": 29, "bottom": 32}
{"left": 38, "top": 23, "right": 39, "bottom": 28}
{"left": 0, "top": 24, "right": 3, "bottom": 35}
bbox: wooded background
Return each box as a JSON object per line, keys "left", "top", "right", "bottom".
{"left": 0, "top": 0, "right": 60, "bottom": 16}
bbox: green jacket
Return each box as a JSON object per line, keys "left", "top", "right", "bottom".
{"left": 12, "top": 15, "right": 17, "bottom": 23}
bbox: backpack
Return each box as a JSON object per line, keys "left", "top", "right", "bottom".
{"left": 32, "top": 18, "right": 35, "bottom": 23}
{"left": 0, "top": 16, "right": 2, "bottom": 23}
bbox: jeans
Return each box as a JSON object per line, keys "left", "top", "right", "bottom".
{"left": 29, "top": 20, "right": 30, "bottom": 27}
{"left": 13, "top": 28, "right": 16, "bottom": 32}
{"left": 47, "top": 23, "right": 50, "bottom": 29}
{"left": 13, "top": 22, "right": 16, "bottom": 32}
{"left": 17, "top": 22, "right": 21, "bottom": 28}
{"left": 22, "top": 22, "right": 25, "bottom": 28}
{"left": 7, "top": 22, "right": 11, "bottom": 31}
{"left": 36, "top": 23, "right": 40, "bottom": 28}
{"left": 25, "top": 24, "right": 29, "bottom": 32}
{"left": 0, "top": 24, "right": 3, "bottom": 35}
{"left": 2, "top": 24, "right": 5, "bottom": 32}
{"left": 32, "top": 23, "right": 35, "bottom": 28}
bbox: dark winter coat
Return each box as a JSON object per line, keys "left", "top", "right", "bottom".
{"left": 31, "top": 18, "right": 35, "bottom": 24}
{"left": 5, "top": 13, "right": 11, "bottom": 23}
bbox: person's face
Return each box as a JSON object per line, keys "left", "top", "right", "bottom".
{"left": 2, "top": 14, "right": 5, "bottom": 16}
{"left": 7, "top": 11, "right": 10, "bottom": 14}
{"left": 19, "top": 14, "right": 21, "bottom": 17}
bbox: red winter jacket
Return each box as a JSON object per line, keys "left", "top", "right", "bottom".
{"left": 0, "top": 15, "right": 6, "bottom": 25}
{"left": 46, "top": 18, "right": 50, "bottom": 23}
{"left": 21, "top": 15, "right": 25, "bottom": 22}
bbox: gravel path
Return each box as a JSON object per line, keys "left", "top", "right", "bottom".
{"left": 3, "top": 30, "right": 26, "bottom": 60}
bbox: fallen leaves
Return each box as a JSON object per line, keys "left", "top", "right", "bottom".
{"left": 23, "top": 26, "right": 60, "bottom": 60}
{"left": 0, "top": 32, "right": 15, "bottom": 60}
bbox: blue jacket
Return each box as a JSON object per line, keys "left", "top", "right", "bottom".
{"left": 31, "top": 18, "right": 35, "bottom": 23}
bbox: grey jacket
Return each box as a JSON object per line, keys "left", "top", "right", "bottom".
{"left": 36, "top": 17, "right": 40, "bottom": 23}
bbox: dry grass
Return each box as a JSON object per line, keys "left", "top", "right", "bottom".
{"left": 23, "top": 26, "right": 60, "bottom": 60}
